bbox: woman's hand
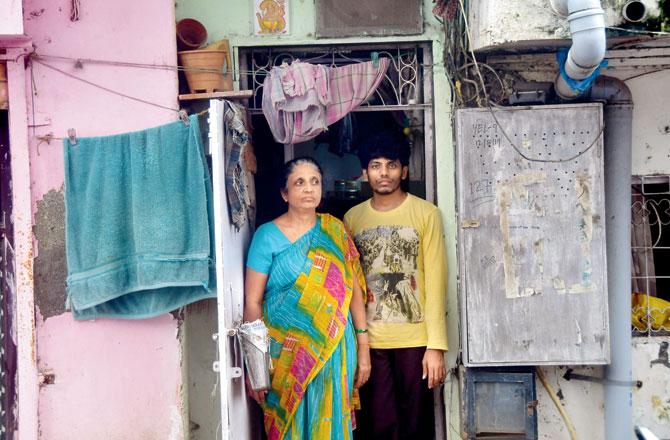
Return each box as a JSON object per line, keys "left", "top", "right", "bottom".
{"left": 245, "top": 374, "right": 268, "bottom": 405}
{"left": 355, "top": 344, "right": 371, "bottom": 388}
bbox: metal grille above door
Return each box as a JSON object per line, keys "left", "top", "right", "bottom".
{"left": 239, "top": 44, "right": 431, "bottom": 113}
{"left": 456, "top": 104, "right": 610, "bottom": 366}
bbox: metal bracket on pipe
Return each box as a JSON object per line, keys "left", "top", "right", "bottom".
{"left": 563, "top": 368, "right": 642, "bottom": 388}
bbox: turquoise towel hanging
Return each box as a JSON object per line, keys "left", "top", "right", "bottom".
{"left": 63, "top": 115, "right": 216, "bottom": 320}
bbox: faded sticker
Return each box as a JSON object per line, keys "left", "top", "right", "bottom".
{"left": 498, "top": 172, "right": 547, "bottom": 298}
{"left": 498, "top": 170, "right": 597, "bottom": 299}
{"left": 572, "top": 171, "right": 595, "bottom": 293}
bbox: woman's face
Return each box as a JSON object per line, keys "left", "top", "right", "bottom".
{"left": 282, "top": 162, "right": 322, "bottom": 211}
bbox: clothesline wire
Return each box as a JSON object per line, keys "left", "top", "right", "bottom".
{"left": 606, "top": 26, "right": 670, "bottom": 36}
{"left": 33, "top": 58, "right": 181, "bottom": 113}
{"left": 31, "top": 57, "right": 211, "bottom": 146}
{"left": 34, "top": 108, "right": 210, "bottom": 145}
{"left": 30, "top": 52, "right": 446, "bottom": 76}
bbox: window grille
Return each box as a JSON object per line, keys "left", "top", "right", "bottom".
{"left": 631, "top": 175, "right": 670, "bottom": 336}
{"left": 238, "top": 44, "right": 431, "bottom": 113}
{"left": 238, "top": 43, "right": 436, "bottom": 201}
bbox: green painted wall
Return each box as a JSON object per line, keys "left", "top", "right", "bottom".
{"left": 176, "top": 1, "right": 460, "bottom": 437}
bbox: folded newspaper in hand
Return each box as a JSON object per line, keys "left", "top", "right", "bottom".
{"left": 238, "top": 319, "right": 271, "bottom": 392}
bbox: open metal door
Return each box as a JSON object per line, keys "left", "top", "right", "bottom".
{"left": 209, "top": 99, "right": 254, "bottom": 440}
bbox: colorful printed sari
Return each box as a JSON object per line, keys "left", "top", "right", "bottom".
{"left": 262, "top": 214, "right": 366, "bottom": 440}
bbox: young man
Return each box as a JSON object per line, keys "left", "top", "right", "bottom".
{"left": 344, "top": 132, "right": 448, "bottom": 439}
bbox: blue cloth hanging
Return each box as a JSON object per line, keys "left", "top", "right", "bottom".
{"left": 63, "top": 115, "right": 216, "bottom": 320}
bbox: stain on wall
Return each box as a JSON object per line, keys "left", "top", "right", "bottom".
{"left": 33, "top": 188, "right": 66, "bottom": 319}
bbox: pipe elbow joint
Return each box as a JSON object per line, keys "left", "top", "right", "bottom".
{"left": 568, "top": 28, "right": 606, "bottom": 76}
{"left": 552, "top": 0, "right": 606, "bottom": 97}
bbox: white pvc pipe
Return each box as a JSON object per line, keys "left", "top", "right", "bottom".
{"left": 551, "top": 0, "right": 606, "bottom": 99}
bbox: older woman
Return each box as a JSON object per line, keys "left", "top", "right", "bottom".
{"left": 244, "top": 157, "right": 370, "bottom": 440}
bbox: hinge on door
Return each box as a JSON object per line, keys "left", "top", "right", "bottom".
{"left": 526, "top": 399, "right": 539, "bottom": 416}
{"left": 211, "top": 329, "right": 244, "bottom": 379}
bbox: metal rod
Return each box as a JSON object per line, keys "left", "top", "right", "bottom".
{"left": 563, "top": 369, "right": 642, "bottom": 388}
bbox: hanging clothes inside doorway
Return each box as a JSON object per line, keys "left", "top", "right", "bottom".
{"left": 262, "top": 58, "right": 390, "bottom": 144}
{"left": 223, "top": 101, "right": 255, "bottom": 229}
{"left": 63, "top": 114, "right": 216, "bottom": 320}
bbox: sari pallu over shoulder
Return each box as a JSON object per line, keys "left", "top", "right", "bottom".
{"left": 262, "top": 214, "right": 365, "bottom": 440}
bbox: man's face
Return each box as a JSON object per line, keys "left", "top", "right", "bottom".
{"left": 364, "top": 157, "right": 408, "bottom": 195}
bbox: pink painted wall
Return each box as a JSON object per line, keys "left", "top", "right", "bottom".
{"left": 37, "top": 314, "right": 184, "bottom": 440}
{"left": 21, "top": 1, "right": 186, "bottom": 438}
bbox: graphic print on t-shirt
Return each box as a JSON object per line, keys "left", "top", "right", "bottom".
{"left": 354, "top": 226, "right": 423, "bottom": 323}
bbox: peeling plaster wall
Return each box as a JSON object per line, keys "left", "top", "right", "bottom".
{"left": 632, "top": 338, "right": 670, "bottom": 437}
{"left": 624, "top": 70, "right": 670, "bottom": 175}
{"left": 22, "top": 0, "right": 185, "bottom": 438}
{"left": 536, "top": 366, "right": 605, "bottom": 439}
{"left": 33, "top": 188, "right": 66, "bottom": 320}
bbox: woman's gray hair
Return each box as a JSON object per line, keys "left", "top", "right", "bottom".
{"left": 280, "top": 157, "right": 323, "bottom": 192}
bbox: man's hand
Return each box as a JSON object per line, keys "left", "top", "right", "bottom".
{"left": 422, "top": 349, "right": 446, "bottom": 389}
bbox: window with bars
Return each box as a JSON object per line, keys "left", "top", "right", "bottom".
{"left": 631, "top": 176, "right": 670, "bottom": 336}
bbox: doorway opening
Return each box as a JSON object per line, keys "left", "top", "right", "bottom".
{"left": 239, "top": 43, "right": 435, "bottom": 224}
{"left": 238, "top": 42, "right": 442, "bottom": 438}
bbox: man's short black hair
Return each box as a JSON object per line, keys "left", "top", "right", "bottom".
{"left": 357, "top": 131, "right": 410, "bottom": 169}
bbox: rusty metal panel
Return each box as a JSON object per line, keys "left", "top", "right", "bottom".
{"left": 315, "top": 0, "right": 423, "bottom": 38}
{"left": 456, "top": 104, "right": 609, "bottom": 366}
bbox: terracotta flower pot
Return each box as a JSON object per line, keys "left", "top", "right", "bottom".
{"left": 178, "top": 49, "right": 233, "bottom": 94}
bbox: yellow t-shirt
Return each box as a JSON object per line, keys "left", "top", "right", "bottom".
{"left": 344, "top": 193, "right": 448, "bottom": 350}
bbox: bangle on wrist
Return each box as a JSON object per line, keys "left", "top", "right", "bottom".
{"left": 355, "top": 328, "right": 368, "bottom": 334}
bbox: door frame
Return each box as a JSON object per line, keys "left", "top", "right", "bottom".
{"left": 1, "top": 39, "right": 39, "bottom": 440}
